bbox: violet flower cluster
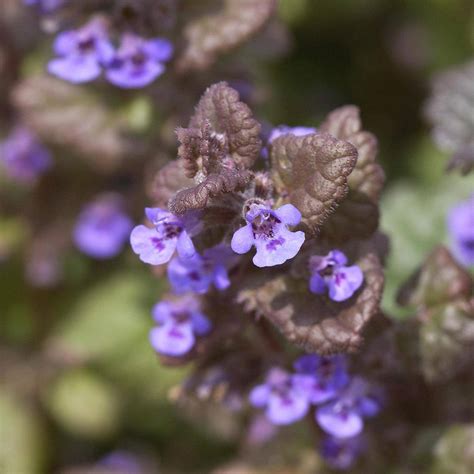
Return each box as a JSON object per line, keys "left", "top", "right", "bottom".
{"left": 249, "top": 354, "right": 381, "bottom": 469}
{"left": 47, "top": 17, "right": 173, "bottom": 87}
{"left": 126, "top": 82, "right": 385, "bottom": 470}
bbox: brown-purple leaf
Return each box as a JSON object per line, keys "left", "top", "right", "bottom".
{"left": 188, "top": 82, "right": 262, "bottom": 169}
{"left": 169, "top": 82, "right": 260, "bottom": 214}
{"left": 12, "top": 75, "right": 141, "bottom": 172}
{"left": 169, "top": 168, "right": 251, "bottom": 215}
{"left": 319, "top": 105, "right": 385, "bottom": 240}
{"left": 237, "top": 245, "right": 384, "bottom": 354}
{"left": 176, "top": 0, "right": 276, "bottom": 72}
{"left": 148, "top": 159, "right": 194, "bottom": 208}
{"left": 397, "top": 246, "right": 472, "bottom": 309}
{"left": 425, "top": 60, "right": 474, "bottom": 175}
{"left": 270, "top": 132, "right": 358, "bottom": 234}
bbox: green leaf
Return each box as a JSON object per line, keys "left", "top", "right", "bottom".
{"left": 44, "top": 369, "right": 121, "bottom": 440}
{"left": 430, "top": 424, "right": 474, "bottom": 474}
{"left": 0, "top": 388, "right": 48, "bottom": 474}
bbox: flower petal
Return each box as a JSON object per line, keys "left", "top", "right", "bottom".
{"left": 231, "top": 224, "right": 254, "bottom": 254}
{"left": 149, "top": 322, "right": 194, "bottom": 356}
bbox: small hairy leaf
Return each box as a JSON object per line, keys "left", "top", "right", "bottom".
{"left": 169, "top": 168, "right": 251, "bottom": 215}
{"left": 176, "top": 0, "right": 276, "bottom": 72}
{"left": 270, "top": 132, "right": 358, "bottom": 233}
{"left": 12, "top": 75, "right": 142, "bottom": 172}
{"left": 237, "top": 244, "right": 384, "bottom": 354}
{"left": 319, "top": 105, "right": 385, "bottom": 240}
{"left": 169, "top": 82, "right": 260, "bottom": 214}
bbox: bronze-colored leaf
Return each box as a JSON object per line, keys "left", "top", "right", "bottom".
{"left": 169, "top": 82, "right": 260, "bottom": 214}
{"left": 319, "top": 105, "right": 385, "bottom": 240}
{"left": 169, "top": 168, "right": 251, "bottom": 215}
{"left": 397, "top": 246, "right": 472, "bottom": 309}
{"left": 12, "top": 75, "right": 143, "bottom": 172}
{"left": 176, "top": 0, "right": 276, "bottom": 72}
{"left": 270, "top": 132, "right": 358, "bottom": 234}
{"left": 237, "top": 245, "right": 384, "bottom": 354}
{"left": 188, "top": 82, "right": 262, "bottom": 169}
{"left": 420, "top": 299, "right": 474, "bottom": 383}
{"left": 148, "top": 159, "right": 194, "bottom": 208}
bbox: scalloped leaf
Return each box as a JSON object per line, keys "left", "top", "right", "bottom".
{"left": 425, "top": 60, "right": 474, "bottom": 175}
{"left": 397, "top": 246, "right": 472, "bottom": 309}
{"left": 270, "top": 132, "right": 358, "bottom": 233}
{"left": 169, "top": 167, "right": 251, "bottom": 215}
{"left": 169, "top": 82, "right": 260, "bottom": 214}
{"left": 237, "top": 245, "right": 384, "bottom": 354}
{"left": 188, "top": 81, "right": 262, "bottom": 169}
{"left": 319, "top": 105, "right": 385, "bottom": 240}
{"left": 12, "top": 75, "right": 143, "bottom": 172}
{"left": 397, "top": 246, "right": 474, "bottom": 383}
{"left": 176, "top": 0, "right": 276, "bottom": 72}
{"left": 420, "top": 299, "right": 474, "bottom": 383}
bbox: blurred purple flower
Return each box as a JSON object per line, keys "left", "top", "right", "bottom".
{"left": 48, "top": 17, "right": 114, "bottom": 83}
{"left": 24, "top": 0, "right": 65, "bottom": 12}
{"left": 149, "top": 295, "right": 211, "bottom": 357}
{"left": 246, "top": 414, "right": 278, "bottom": 445}
{"left": 309, "top": 250, "right": 364, "bottom": 302}
{"left": 99, "top": 451, "right": 142, "bottom": 474}
{"left": 231, "top": 203, "right": 305, "bottom": 267}
{"left": 316, "top": 377, "right": 381, "bottom": 439}
{"left": 130, "top": 208, "right": 196, "bottom": 266}
{"left": 0, "top": 126, "right": 52, "bottom": 183}
{"left": 447, "top": 194, "right": 474, "bottom": 266}
{"left": 294, "top": 354, "right": 349, "bottom": 404}
{"left": 73, "top": 194, "right": 133, "bottom": 259}
{"left": 105, "top": 33, "right": 173, "bottom": 88}
{"left": 167, "top": 245, "right": 236, "bottom": 294}
{"left": 268, "top": 125, "right": 316, "bottom": 143}
{"left": 321, "top": 435, "right": 364, "bottom": 470}
{"left": 249, "top": 367, "right": 312, "bottom": 425}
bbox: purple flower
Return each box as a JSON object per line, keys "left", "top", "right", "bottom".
{"left": 167, "top": 245, "right": 236, "bottom": 294}
{"left": 321, "top": 435, "right": 364, "bottom": 470}
{"left": 316, "top": 377, "right": 381, "bottom": 439}
{"left": 99, "top": 451, "right": 142, "bottom": 474}
{"left": 130, "top": 208, "right": 196, "bottom": 266}
{"left": 73, "top": 194, "right": 133, "bottom": 259}
{"left": 24, "top": 0, "right": 65, "bottom": 12}
{"left": 447, "top": 194, "right": 474, "bottom": 266}
{"left": 48, "top": 18, "right": 114, "bottom": 84}
{"left": 268, "top": 125, "right": 316, "bottom": 143}
{"left": 105, "top": 33, "right": 173, "bottom": 88}
{"left": 0, "top": 126, "right": 52, "bottom": 183}
{"left": 231, "top": 203, "right": 305, "bottom": 267}
{"left": 249, "top": 368, "right": 312, "bottom": 425}
{"left": 149, "top": 296, "right": 211, "bottom": 357}
{"left": 294, "top": 354, "right": 349, "bottom": 404}
{"left": 309, "top": 250, "right": 364, "bottom": 302}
